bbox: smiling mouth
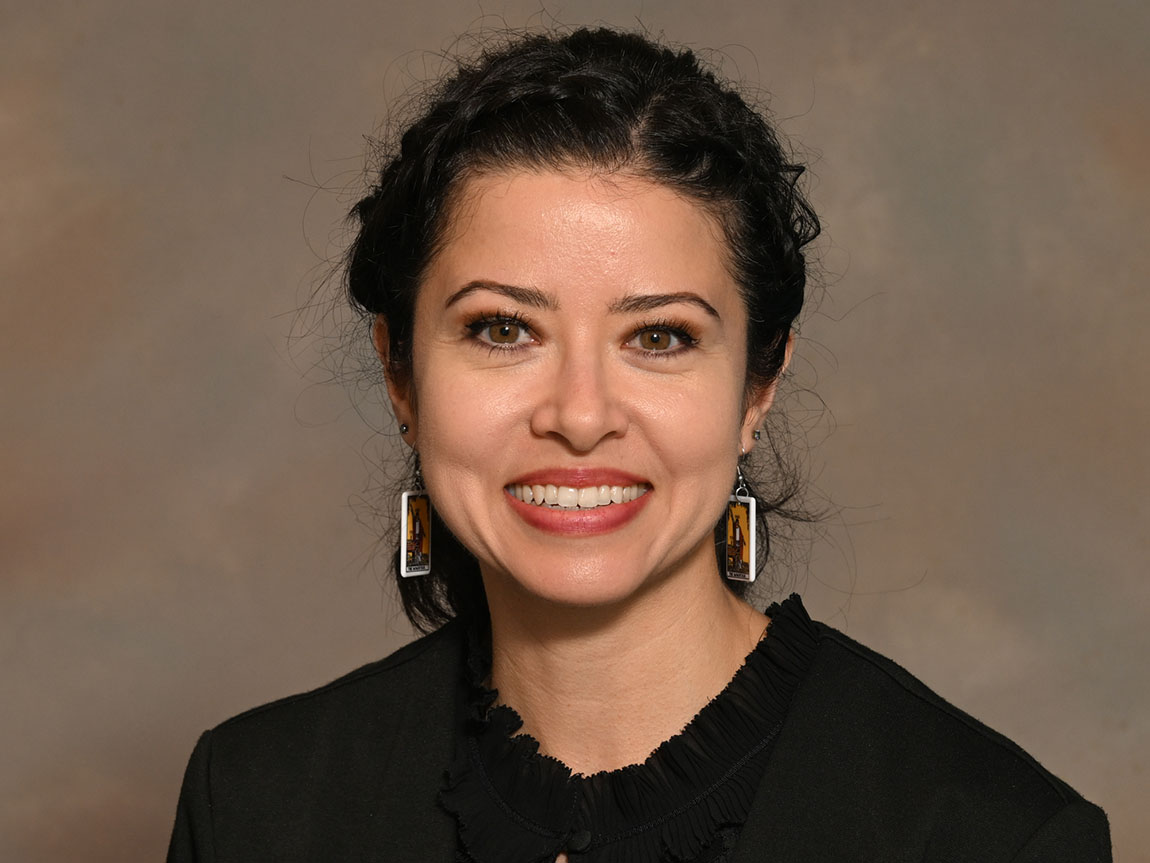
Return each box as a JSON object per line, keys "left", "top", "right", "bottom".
{"left": 506, "top": 483, "right": 651, "bottom": 510}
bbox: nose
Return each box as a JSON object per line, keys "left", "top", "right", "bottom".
{"left": 530, "top": 351, "right": 628, "bottom": 452}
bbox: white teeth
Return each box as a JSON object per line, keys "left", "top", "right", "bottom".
{"left": 509, "top": 483, "right": 649, "bottom": 509}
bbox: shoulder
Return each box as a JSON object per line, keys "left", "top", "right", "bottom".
{"left": 170, "top": 623, "right": 465, "bottom": 860}
{"left": 204, "top": 621, "right": 464, "bottom": 764}
{"left": 746, "top": 622, "right": 1111, "bottom": 860}
{"left": 211, "top": 619, "right": 464, "bottom": 743}
{"left": 803, "top": 622, "right": 1087, "bottom": 803}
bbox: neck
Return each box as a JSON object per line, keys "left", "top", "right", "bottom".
{"left": 482, "top": 558, "right": 767, "bottom": 775}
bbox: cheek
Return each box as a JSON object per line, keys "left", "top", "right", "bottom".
{"left": 644, "top": 363, "right": 746, "bottom": 447}
{"left": 632, "top": 378, "right": 745, "bottom": 519}
{"left": 413, "top": 358, "right": 525, "bottom": 476}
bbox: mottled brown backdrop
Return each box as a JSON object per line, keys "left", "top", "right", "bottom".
{"left": 2, "top": 1, "right": 1146, "bottom": 860}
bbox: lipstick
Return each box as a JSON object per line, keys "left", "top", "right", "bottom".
{"left": 504, "top": 469, "right": 652, "bottom": 536}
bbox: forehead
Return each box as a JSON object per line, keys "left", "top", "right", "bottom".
{"left": 424, "top": 169, "right": 738, "bottom": 308}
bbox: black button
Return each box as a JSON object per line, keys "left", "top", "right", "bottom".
{"left": 567, "top": 829, "right": 592, "bottom": 852}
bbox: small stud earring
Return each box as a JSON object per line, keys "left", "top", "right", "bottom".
{"left": 400, "top": 423, "right": 409, "bottom": 434}
{"left": 752, "top": 429, "right": 761, "bottom": 441}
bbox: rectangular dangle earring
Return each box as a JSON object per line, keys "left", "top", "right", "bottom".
{"left": 724, "top": 463, "right": 757, "bottom": 583}
{"left": 400, "top": 461, "right": 431, "bottom": 578}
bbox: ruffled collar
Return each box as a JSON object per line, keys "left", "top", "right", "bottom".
{"left": 440, "top": 595, "right": 820, "bottom": 863}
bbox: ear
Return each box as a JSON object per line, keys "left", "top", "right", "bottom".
{"left": 372, "top": 315, "right": 416, "bottom": 444}
{"left": 740, "top": 333, "right": 794, "bottom": 454}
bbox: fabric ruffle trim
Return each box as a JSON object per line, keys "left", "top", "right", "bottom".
{"left": 440, "top": 595, "right": 821, "bottom": 863}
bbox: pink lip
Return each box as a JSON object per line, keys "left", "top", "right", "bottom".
{"left": 505, "top": 486, "right": 652, "bottom": 536}
{"left": 508, "top": 468, "right": 650, "bottom": 487}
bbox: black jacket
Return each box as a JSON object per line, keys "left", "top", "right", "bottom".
{"left": 168, "top": 620, "right": 1111, "bottom": 862}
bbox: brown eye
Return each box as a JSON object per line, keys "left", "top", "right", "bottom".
{"left": 638, "top": 329, "right": 674, "bottom": 350}
{"left": 487, "top": 322, "right": 522, "bottom": 344}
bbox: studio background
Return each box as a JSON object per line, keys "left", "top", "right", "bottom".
{"left": 2, "top": 1, "right": 1146, "bottom": 860}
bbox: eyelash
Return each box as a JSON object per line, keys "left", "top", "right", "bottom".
{"left": 630, "top": 318, "right": 699, "bottom": 357}
{"left": 465, "top": 311, "right": 536, "bottom": 355}
{"left": 464, "top": 312, "right": 699, "bottom": 358}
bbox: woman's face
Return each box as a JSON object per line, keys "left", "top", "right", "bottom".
{"left": 384, "top": 169, "right": 777, "bottom": 609}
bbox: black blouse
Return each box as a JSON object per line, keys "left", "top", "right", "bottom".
{"left": 167, "top": 592, "right": 1111, "bottom": 862}
{"left": 440, "top": 595, "right": 821, "bottom": 863}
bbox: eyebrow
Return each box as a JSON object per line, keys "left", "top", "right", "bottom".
{"left": 444, "top": 280, "right": 559, "bottom": 310}
{"left": 608, "top": 292, "right": 721, "bottom": 320}
{"left": 444, "top": 281, "right": 721, "bottom": 321}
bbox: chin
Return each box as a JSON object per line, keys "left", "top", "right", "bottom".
{"left": 486, "top": 554, "right": 658, "bottom": 611}
{"left": 485, "top": 547, "right": 680, "bottom": 616}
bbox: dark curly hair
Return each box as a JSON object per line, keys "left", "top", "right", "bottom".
{"left": 345, "top": 27, "right": 821, "bottom": 632}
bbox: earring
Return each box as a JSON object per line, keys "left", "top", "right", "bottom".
{"left": 723, "top": 461, "right": 757, "bottom": 583}
{"left": 399, "top": 460, "right": 431, "bottom": 578}
{"left": 400, "top": 423, "right": 409, "bottom": 434}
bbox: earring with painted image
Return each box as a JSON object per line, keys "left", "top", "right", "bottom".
{"left": 400, "top": 458, "right": 432, "bottom": 578}
{"left": 723, "top": 461, "right": 756, "bottom": 583}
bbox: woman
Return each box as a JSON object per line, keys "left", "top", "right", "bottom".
{"left": 168, "top": 28, "right": 1110, "bottom": 862}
